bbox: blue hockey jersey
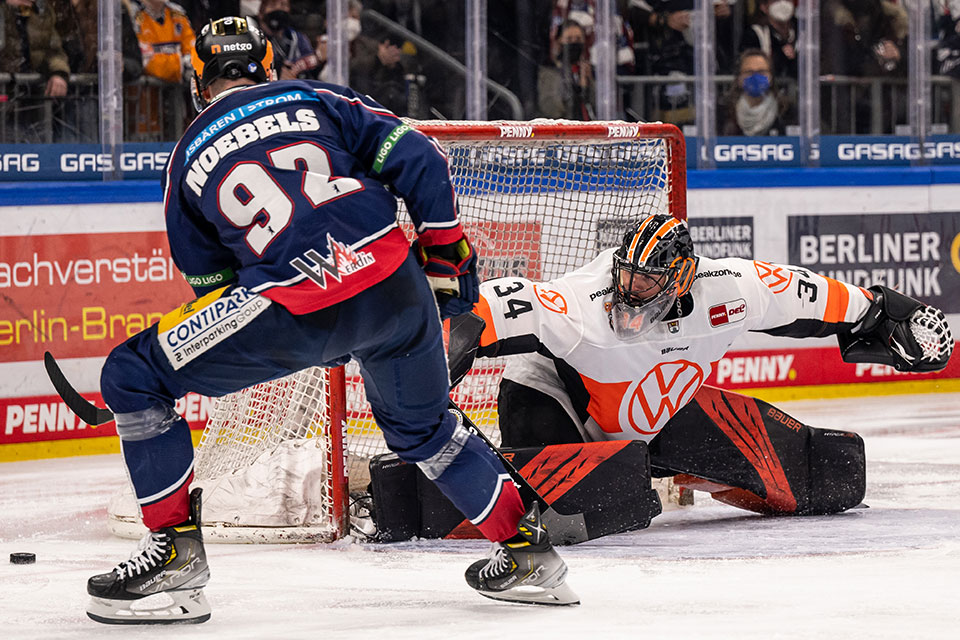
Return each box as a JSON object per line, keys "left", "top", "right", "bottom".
{"left": 162, "top": 79, "right": 462, "bottom": 314}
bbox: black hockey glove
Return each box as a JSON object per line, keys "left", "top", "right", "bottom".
{"left": 447, "top": 311, "right": 486, "bottom": 388}
{"left": 838, "top": 285, "right": 953, "bottom": 373}
{"left": 412, "top": 235, "right": 479, "bottom": 320}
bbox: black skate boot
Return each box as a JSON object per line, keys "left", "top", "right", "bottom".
{"left": 86, "top": 487, "right": 210, "bottom": 624}
{"left": 465, "top": 502, "right": 579, "bottom": 606}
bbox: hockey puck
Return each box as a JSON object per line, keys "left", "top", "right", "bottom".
{"left": 10, "top": 552, "right": 36, "bottom": 564}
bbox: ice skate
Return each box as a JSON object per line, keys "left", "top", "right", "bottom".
{"left": 465, "top": 502, "right": 579, "bottom": 606}
{"left": 86, "top": 488, "right": 210, "bottom": 625}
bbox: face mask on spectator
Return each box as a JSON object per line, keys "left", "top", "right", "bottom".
{"left": 264, "top": 10, "right": 291, "bottom": 32}
{"left": 768, "top": 1, "right": 794, "bottom": 22}
{"left": 742, "top": 72, "right": 771, "bottom": 97}
{"left": 560, "top": 42, "right": 584, "bottom": 64}
{"left": 346, "top": 17, "right": 362, "bottom": 42}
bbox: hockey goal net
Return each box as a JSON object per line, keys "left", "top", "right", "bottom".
{"left": 107, "top": 120, "right": 686, "bottom": 542}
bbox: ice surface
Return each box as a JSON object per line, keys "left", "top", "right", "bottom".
{"left": 1, "top": 393, "right": 959, "bottom": 639}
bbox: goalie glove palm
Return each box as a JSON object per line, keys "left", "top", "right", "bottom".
{"left": 413, "top": 236, "right": 479, "bottom": 319}
{"left": 839, "top": 285, "right": 953, "bottom": 372}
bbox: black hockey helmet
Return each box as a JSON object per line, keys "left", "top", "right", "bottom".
{"left": 190, "top": 16, "right": 275, "bottom": 111}
{"left": 609, "top": 214, "right": 698, "bottom": 339}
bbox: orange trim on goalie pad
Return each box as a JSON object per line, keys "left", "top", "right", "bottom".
{"left": 517, "top": 440, "right": 632, "bottom": 503}
{"left": 673, "top": 473, "right": 792, "bottom": 514}
{"left": 693, "top": 387, "right": 798, "bottom": 512}
{"left": 473, "top": 295, "right": 499, "bottom": 347}
{"left": 442, "top": 440, "right": 633, "bottom": 540}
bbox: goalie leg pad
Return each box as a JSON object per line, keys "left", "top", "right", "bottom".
{"left": 803, "top": 427, "right": 866, "bottom": 515}
{"left": 369, "top": 441, "right": 661, "bottom": 544}
{"left": 655, "top": 386, "right": 866, "bottom": 516}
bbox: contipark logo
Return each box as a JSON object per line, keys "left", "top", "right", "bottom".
{"left": 372, "top": 124, "right": 412, "bottom": 173}
{"left": 211, "top": 42, "right": 253, "bottom": 53}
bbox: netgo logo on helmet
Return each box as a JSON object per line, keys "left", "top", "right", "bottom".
{"left": 211, "top": 42, "right": 253, "bottom": 54}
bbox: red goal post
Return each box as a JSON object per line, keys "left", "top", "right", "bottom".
{"left": 106, "top": 119, "right": 687, "bottom": 543}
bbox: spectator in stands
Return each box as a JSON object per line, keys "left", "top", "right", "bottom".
{"left": 259, "top": 0, "right": 318, "bottom": 79}
{"left": 720, "top": 48, "right": 791, "bottom": 136}
{"left": 626, "top": 1, "right": 735, "bottom": 124}
{"left": 821, "top": 0, "right": 906, "bottom": 78}
{"left": 0, "top": 0, "right": 71, "bottom": 98}
{"left": 934, "top": 1, "right": 960, "bottom": 79}
{"left": 180, "top": 1, "right": 240, "bottom": 33}
{"left": 128, "top": 1, "right": 195, "bottom": 140}
{"left": 349, "top": 29, "right": 408, "bottom": 115}
{"left": 821, "top": 0, "right": 907, "bottom": 133}
{"left": 68, "top": 0, "right": 143, "bottom": 80}
{"left": 131, "top": 0, "right": 196, "bottom": 84}
{"left": 741, "top": 0, "right": 797, "bottom": 80}
{"left": 549, "top": 0, "right": 636, "bottom": 75}
{"left": 538, "top": 18, "right": 595, "bottom": 120}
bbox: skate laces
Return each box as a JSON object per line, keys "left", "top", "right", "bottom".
{"left": 115, "top": 531, "right": 170, "bottom": 580}
{"left": 479, "top": 544, "right": 514, "bottom": 580}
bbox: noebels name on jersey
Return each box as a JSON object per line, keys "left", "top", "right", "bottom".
{"left": 183, "top": 92, "right": 321, "bottom": 197}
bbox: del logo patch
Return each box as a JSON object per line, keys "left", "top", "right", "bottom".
{"left": 709, "top": 298, "right": 747, "bottom": 327}
{"left": 158, "top": 286, "right": 272, "bottom": 369}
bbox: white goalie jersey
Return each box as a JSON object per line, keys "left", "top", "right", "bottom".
{"left": 473, "top": 248, "right": 874, "bottom": 443}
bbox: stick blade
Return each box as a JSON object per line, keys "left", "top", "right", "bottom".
{"left": 43, "top": 352, "right": 114, "bottom": 426}
{"left": 541, "top": 507, "right": 589, "bottom": 545}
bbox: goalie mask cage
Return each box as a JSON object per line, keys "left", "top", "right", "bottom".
{"left": 107, "top": 120, "right": 686, "bottom": 543}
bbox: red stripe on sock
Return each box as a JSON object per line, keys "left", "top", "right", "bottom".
{"left": 140, "top": 473, "right": 193, "bottom": 530}
{"left": 474, "top": 479, "right": 524, "bottom": 542}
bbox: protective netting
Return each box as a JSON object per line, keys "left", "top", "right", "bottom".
{"left": 161, "top": 121, "right": 684, "bottom": 541}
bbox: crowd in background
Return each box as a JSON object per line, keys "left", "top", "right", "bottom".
{"left": 0, "top": 0, "right": 958, "bottom": 143}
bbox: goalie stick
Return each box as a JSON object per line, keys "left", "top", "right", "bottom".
{"left": 43, "top": 352, "right": 114, "bottom": 426}
{"left": 44, "top": 350, "right": 592, "bottom": 544}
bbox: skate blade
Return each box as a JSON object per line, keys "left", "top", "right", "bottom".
{"left": 86, "top": 589, "right": 211, "bottom": 625}
{"left": 476, "top": 581, "right": 580, "bottom": 606}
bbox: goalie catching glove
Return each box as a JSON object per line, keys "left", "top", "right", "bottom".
{"left": 838, "top": 285, "right": 953, "bottom": 373}
{"left": 412, "top": 234, "right": 479, "bottom": 319}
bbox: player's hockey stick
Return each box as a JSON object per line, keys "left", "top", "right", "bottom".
{"left": 43, "top": 352, "right": 115, "bottom": 426}
{"left": 446, "top": 400, "right": 589, "bottom": 545}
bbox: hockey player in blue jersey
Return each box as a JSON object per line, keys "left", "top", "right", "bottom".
{"left": 84, "top": 17, "right": 577, "bottom": 624}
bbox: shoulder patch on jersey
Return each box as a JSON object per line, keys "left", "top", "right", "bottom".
{"left": 534, "top": 284, "right": 568, "bottom": 314}
{"left": 157, "top": 286, "right": 272, "bottom": 370}
{"left": 372, "top": 124, "right": 413, "bottom": 173}
{"left": 183, "top": 267, "right": 237, "bottom": 289}
{"left": 754, "top": 260, "right": 793, "bottom": 294}
{"left": 709, "top": 299, "right": 747, "bottom": 327}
